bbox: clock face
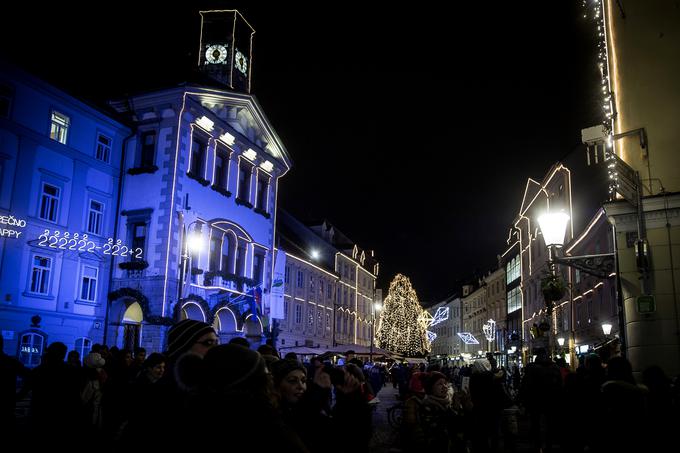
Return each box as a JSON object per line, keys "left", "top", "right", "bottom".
{"left": 205, "top": 44, "right": 228, "bottom": 64}
{"left": 235, "top": 49, "right": 248, "bottom": 75}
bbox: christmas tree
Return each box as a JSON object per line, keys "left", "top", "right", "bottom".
{"left": 376, "top": 274, "right": 430, "bottom": 356}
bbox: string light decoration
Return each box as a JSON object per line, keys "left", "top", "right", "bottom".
{"left": 375, "top": 274, "right": 430, "bottom": 355}
{"left": 583, "top": 0, "right": 618, "bottom": 196}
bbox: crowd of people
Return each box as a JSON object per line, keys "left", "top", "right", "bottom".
{"left": 3, "top": 324, "right": 680, "bottom": 453}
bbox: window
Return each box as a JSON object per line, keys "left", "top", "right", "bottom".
{"left": 575, "top": 269, "right": 581, "bottom": 284}
{"left": 284, "top": 299, "right": 289, "bottom": 318}
{"left": 327, "top": 283, "right": 332, "bottom": 299}
{"left": 297, "top": 270, "right": 304, "bottom": 288}
{"left": 19, "top": 332, "right": 45, "bottom": 367}
{"left": 80, "top": 266, "right": 98, "bottom": 302}
{"left": 30, "top": 255, "right": 52, "bottom": 295}
{"left": 75, "top": 338, "right": 92, "bottom": 360}
{"left": 190, "top": 137, "right": 206, "bottom": 176}
{"left": 140, "top": 131, "right": 156, "bottom": 167}
{"left": 210, "top": 233, "right": 221, "bottom": 271}
{"left": 131, "top": 223, "right": 146, "bottom": 260}
{"left": 95, "top": 133, "right": 112, "bottom": 163}
{"left": 285, "top": 266, "right": 290, "bottom": 284}
{"left": 256, "top": 173, "right": 269, "bottom": 211}
{"left": 50, "top": 111, "right": 69, "bottom": 144}
{"left": 295, "top": 304, "right": 302, "bottom": 324}
{"left": 238, "top": 160, "right": 252, "bottom": 200}
{"left": 307, "top": 305, "right": 314, "bottom": 327}
{"left": 39, "top": 183, "right": 60, "bottom": 222}
{"left": 0, "top": 83, "right": 13, "bottom": 118}
{"left": 214, "top": 150, "right": 229, "bottom": 189}
{"left": 235, "top": 245, "right": 246, "bottom": 276}
{"left": 309, "top": 276, "right": 314, "bottom": 293}
{"left": 221, "top": 234, "right": 233, "bottom": 272}
{"left": 507, "top": 287, "right": 521, "bottom": 314}
{"left": 506, "top": 255, "right": 520, "bottom": 284}
{"left": 87, "top": 200, "right": 104, "bottom": 235}
{"left": 253, "top": 252, "right": 265, "bottom": 285}
{"left": 319, "top": 280, "right": 325, "bottom": 297}
{"left": 326, "top": 312, "right": 331, "bottom": 331}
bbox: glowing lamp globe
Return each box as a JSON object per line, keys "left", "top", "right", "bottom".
{"left": 538, "top": 212, "right": 570, "bottom": 247}
{"left": 601, "top": 323, "right": 613, "bottom": 336}
{"left": 187, "top": 233, "right": 204, "bottom": 253}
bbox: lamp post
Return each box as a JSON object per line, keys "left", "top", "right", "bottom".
{"left": 370, "top": 301, "right": 381, "bottom": 363}
{"left": 537, "top": 211, "right": 617, "bottom": 367}
{"left": 537, "top": 212, "right": 570, "bottom": 360}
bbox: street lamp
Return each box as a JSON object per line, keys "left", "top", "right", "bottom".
{"left": 537, "top": 209, "right": 619, "bottom": 367}
{"left": 537, "top": 211, "right": 571, "bottom": 362}
{"left": 177, "top": 221, "right": 205, "bottom": 310}
{"left": 601, "top": 322, "right": 612, "bottom": 337}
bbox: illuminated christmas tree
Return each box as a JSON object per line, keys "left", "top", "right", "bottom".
{"left": 376, "top": 274, "right": 430, "bottom": 356}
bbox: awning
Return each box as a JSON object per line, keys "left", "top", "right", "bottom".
{"left": 404, "top": 357, "right": 427, "bottom": 365}
{"left": 278, "top": 346, "right": 325, "bottom": 355}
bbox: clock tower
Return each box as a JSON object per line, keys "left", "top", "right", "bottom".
{"left": 198, "top": 10, "right": 255, "bottom": 93}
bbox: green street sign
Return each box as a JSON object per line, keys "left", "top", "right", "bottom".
{"left": 636, "top": 295, "right": 655, "bottom": 314}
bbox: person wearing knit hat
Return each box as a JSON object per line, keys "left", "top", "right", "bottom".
{"left": 271, "top": 358, "right": 307, "bottom": 388}
{"left": 166, "top": 318, "right": 217, "bottom": 359}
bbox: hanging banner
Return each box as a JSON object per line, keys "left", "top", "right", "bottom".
{"left": 270, "top": 249, "right": 286, "bottom": 319}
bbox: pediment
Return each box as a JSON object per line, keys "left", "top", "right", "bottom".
{"left": 191, "top": 90, "right": 290, "bottom": 167}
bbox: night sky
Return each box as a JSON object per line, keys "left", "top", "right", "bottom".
{"left": 1, "top": 2, "right": 604, "bottom": 302}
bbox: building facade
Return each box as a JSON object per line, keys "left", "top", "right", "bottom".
{"left": 563, "top": 209, "right": 618, "bottom": 355}
{"left": 429, "top": 295, "right": 462, "bottom": 360}
{"left": 0, "top": 10, "right": 297, "bottom": 359}
{"left": 0, "top": 62, "right": 130, "bottom": 365}
{"left": 512, "top": 164, "right": 574, "bottom": 360}
{"left": 585, "top": 0, "right": 680, "bottom": 377}
{"left": 276, "top": 211, "right": 378, "bottom": 353}
{"left": 106, "top": 85, "right": 291, "bottom": 352}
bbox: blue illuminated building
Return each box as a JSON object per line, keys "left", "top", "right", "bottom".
{"left": 0, "top": 62, "right": 131, "bottom": 365}
{"left": 0, "top": 10, "right": 294, "bottom": 363}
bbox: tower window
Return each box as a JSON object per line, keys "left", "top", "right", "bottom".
{"left": 214, "top": 149, "right": 230, "bottom": 190}
{"left": 256, "top": 172, "right": 269, "bottom": 211}
{"left": 87, "top": 200, "right": 104, "bottom": 235}
{"left": 39, "top": 183, "right": 60, "bottom": 222}
{"left": 190, "top": 137, "right": 206, "bottom": 177}
{"left": 79, "top": 266, "right": 98, "bottom": 302}
{"left": 96, "top": 133, "right": 112, "bottom": 163}
{"left": 30, "top": 255, "right": 52, "bottom": 295}
{"left": 238, "top": 160, "right": 252, "bottom": 201}
{"left": 50, "top": 111, "right": 70, "bottom": 144}
{"left": 140, "top": 131, "right": 156, "bottom": 167}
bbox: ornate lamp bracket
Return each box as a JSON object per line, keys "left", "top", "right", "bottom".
{"left": 552, "top": 253, "right": 615, "bottom": 279}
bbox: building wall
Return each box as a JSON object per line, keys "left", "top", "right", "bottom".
{"left": 606, "top": 0, "right": 680, "bottom": 194}
{"left": 601, "top": 0, "right": 680, "bottom": 377}
{"left": 515, "top": 165, "right": 573, "bottom": 355}
{"left": 277, "top": 252, "right": 335, "bottom": 350}
{"left": 563, "top": 209, "right": 618, "bottom": 355}
{"left": 0, "top": 64, "right": 129, "bottom": 364}
{"left": 484, "top": 267, "right": 506, "bottom": 353}
{"left": 430, "top": 297, "right": 462, "bottom": 358}
{"left": 107, "top": 87, "right": 289, "bottom": 352}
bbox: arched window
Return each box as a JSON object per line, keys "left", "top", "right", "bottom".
{"left": 19, "top": 331, "right": 46, "bottom": 367}
{"left": 209, "top": 230, "right": 222, "bottom": 271}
